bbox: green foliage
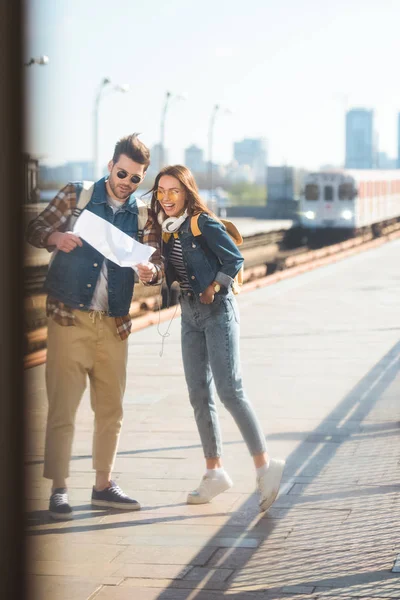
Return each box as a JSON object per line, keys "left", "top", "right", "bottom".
{"left": 226, "top": 182, "right": 267, "bottom": 206}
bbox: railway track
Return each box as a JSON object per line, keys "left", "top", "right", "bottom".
{"left": 24, "top": 222, "right": 400, "bottom": 369}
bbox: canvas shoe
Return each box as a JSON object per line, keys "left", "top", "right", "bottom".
{"left": 187, "top": 470, "right": 233, "bottom": 504}
{"left": 49, "top": 488, "right": 73, "bottom": 520}
{"left": 257, "top": 458, "right": 285, "bottom": 512}
{"left": 91, "top": 481, "right": 141, "bottom": 510}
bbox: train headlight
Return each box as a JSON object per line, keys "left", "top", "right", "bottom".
{"left": 305, "top": 211, "right": 315, "bottom": 220}
{"left": 341, "top": 210, "right": 353, "bottom": 220}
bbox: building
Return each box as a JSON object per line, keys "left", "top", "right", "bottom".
{"left": 397, "top": 113, "right": 400, "bottom": 168}
{"left": 345, "top": 108, "right": 374, "bottom": 169}
{"left": 267, "top": 166, "right": 307, "bottom": 203}
{"left": 39, "top": 161, "right": 94, "bottom": 184}
{"left": 226, "top": 162, "right": 255, "bottom": 184}
{"left": 184, "top": 144, "right": 206, "bottom": 173}
{"left": 147, "top": 143, "right": 169, "bottom": 175}
{"left": 233, "top": 138, "right": 267, "bottom": 183}
{"left": 377, "top": 152, "right": 397, "bottom": 170}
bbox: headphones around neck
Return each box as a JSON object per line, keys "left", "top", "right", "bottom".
{"left": 160, "top": 209, "right": 188, "bottom": 233}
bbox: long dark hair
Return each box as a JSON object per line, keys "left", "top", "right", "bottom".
{"left": 148, "top": 165, "right": 217, "bottom": 222}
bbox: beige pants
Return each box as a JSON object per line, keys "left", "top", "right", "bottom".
{"left": 44, "top": 310, "right": 128, "bottom": 480}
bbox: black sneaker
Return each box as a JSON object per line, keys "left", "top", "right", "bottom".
{"left": 91, "top": 481, "right": 141, "bottom": 510}
{"left": 49, "top": 488, "right": 73, "bottom": 520}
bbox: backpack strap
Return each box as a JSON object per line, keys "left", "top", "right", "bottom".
{"left": 190, "top": 213, "right": 203, "bottom": 237}
{"left": 69, "top": 180, "right": 95, "bottom": 230}
{"left": 136, "top": 198, "right": 148, "bottom": 241}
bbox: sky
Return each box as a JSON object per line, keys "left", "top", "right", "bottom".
{"left": 25, "top": 0, "right": 400, "bottom": 171}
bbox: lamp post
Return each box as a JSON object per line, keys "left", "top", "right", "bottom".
{"left": 159, "top": 90, "right": 186, "bottom": 170}
{"left": 208, "top": 104, "right": 231, "bottom": 208}
{"left": 93, "top": 78, "right": 129, "bottom": 179}
{"left": 24, "top": 55, "right": 49, "bottom": 67}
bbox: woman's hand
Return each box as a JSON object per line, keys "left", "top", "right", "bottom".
{"left": 199, "top": 284, "right": 215, "bottom": 304}
{"left": 137, "top": 262, "right": 157, "bottom": 283}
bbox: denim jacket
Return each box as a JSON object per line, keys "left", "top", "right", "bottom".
{"left": 163, "top": 213, "right": 244, "bottom": 298}
{"left": 44, "top": 178, "right": 141, "bottom": 317}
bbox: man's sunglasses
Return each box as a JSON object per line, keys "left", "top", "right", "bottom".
{"left": 116, "top": 169, "right": 143, "bottom": 184}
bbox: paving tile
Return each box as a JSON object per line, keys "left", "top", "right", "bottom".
{"left": 111, "top": 563, "right": 192, "bottom": 579}
{"left": 27, "top": 574, "right": 101, "bottom": 600}
{"left": 116, "top": 534, "right": 260, "bottom": 548}
{"left": 27, "top": 560, "right": 119, "bottom": 578}
{"left": 111, "top": 545, "right": 217, "bottom": 566}
{"left": 28, "top": 539, "right": 125, "bottom": 563}
{"left": 281, "top": 584, "right": 316, "bottom": 594}
{"left": 182, "top": 566, "right": 233, "bottom": 583}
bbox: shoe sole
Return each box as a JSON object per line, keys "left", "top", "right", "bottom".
{"left": 91, "top": 499, "right": 141, "bottom": 511}
{"left": 259, "top": 460, "right": 285, "bottom": 512}
{"left": 186, "top": 480, "right": 233, "bottom": 505}
{"left": 49, "top": 511, "right": 73, "bottom": 521}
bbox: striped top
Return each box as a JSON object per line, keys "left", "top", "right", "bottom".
{"left": 169, "top": 237, "right": 192, "bottom": 291}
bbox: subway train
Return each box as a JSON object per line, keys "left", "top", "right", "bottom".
{"left": 294, "top": 169, "right": 400, "bottom": 245}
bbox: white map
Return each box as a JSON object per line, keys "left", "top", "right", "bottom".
{"left": 73, "top": 210, "right": 155, "bottom": 267}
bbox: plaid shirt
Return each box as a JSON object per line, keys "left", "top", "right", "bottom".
{"left": 26, "top": 182, "right": 163, "bottom": 340}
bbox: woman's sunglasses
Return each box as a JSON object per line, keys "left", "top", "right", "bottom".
{"left": 155, "top": 189, "right": 181, "bottom": 201}
{"left": 116, "top": 169, "right": 143, "bottom": 184}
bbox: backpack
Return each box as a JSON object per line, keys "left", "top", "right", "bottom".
{"left": 69, "top": 180, "right": 148, "bottom": 236}
{"left": 190, "top": 213, "right": 244, "bottom": 295}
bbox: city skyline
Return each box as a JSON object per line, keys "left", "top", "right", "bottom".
{"left": 26, "top": 0, "right": 400, "bottom": 171}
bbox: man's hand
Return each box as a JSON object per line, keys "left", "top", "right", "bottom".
{"left": 199, "top": 284, "right": 215, "bottom": 304}
{"left": 48, "top": 231, "right": 83, "bottom": 253}
{"left": 137, "top": 262, "right": 157, "bottom": 283}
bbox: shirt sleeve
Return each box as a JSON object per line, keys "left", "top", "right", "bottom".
{"left": 25, "top": 183, "right": 77, "bottom": 250}
{"left": 141, "top": 209, "right": 164, "bottom": 284}
{"left": 197, "top": 214, "right": 244, "bottom": 288}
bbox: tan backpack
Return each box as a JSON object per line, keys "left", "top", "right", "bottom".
{"left": 190, "top": 213, "right": 244, "bottom": 295}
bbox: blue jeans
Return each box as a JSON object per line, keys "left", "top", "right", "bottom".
{"left": 180, "top": 291, "right": 267, "bottom": 459}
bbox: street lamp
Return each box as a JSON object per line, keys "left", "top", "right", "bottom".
{"left": 159, "top": 90, "right": 187, "bottom": 170}
{"left": 208, "top": 104, "right": 231, "bottom": 207}
{"left": 24, "top": 55, "right": 49, "bottom": 67}
{"left": 93, "top": 77, "right": 129, "bottom": 179}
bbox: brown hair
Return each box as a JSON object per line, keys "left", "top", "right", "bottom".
{"left": 148, "top": 165, "right": 217, "bottom": 221}
{"left": 112, "top": 133, "right": 150, "bottom": 169}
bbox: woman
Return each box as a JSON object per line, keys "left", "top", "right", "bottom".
{"left": 147, "top": 165, "right": 285, "bottom": 511}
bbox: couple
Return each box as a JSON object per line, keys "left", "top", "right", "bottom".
{"left": 27, "top": 133, "right": 285, "bottom": 521}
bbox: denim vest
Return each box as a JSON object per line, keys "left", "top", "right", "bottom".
{"left": 44, "top": 178, "right": 140, "bottom": 317}
{"left": 163, "top": 213, "right": 244, "bottom": 299}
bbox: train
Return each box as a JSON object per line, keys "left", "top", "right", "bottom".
{"left": 291, "top": 169, "right": 400, "bottom": 246}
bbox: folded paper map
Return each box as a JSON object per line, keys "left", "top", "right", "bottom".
{"left": 73, "top": 210, "right": 155, "bottom": 267}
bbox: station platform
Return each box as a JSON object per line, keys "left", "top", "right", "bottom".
{"left": 25, "top": 238, "right": 400, "bottom": 600}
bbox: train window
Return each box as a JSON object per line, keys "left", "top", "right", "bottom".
{"left": 338, "top": 183, "right": 356, "bottom": 200}
{"left": 324, "top": 185, "right": 333, "bottom": 201}
{"left": 305, "top": 184, "right": 319, "bottom": 200}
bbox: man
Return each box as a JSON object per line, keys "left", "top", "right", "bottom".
{"left": 26, "top": 134, "right": 161, "bottom": 520}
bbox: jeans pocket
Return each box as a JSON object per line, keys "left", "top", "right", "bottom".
{"left": 227, "top": 296, "right": 240, "bottom": 324}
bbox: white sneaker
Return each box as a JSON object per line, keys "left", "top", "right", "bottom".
{"left": 187, "top": 470, "right": 233, "bottom": 504}
{"left": 257, "top": 458, "right": 285, "bottom": 512}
